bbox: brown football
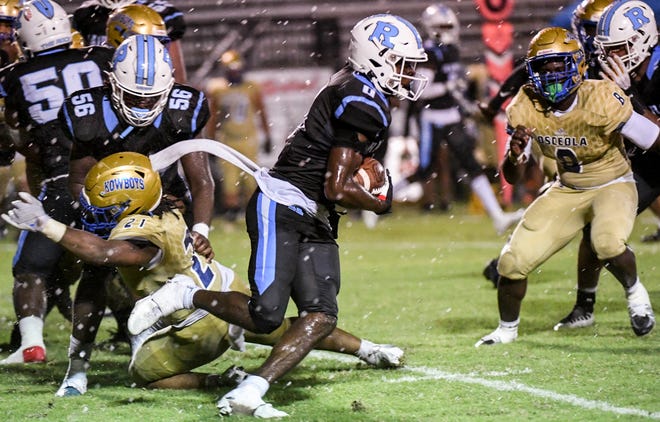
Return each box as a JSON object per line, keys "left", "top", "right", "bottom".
{"left": 353, "top": 157, "right": 386, "bottom": 192}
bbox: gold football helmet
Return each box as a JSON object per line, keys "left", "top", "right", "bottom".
{"left": 106, "top": 4, "right": 169, "bottom": 49}
{"left": 526, "top": 27, "right": 587, "bottom": 103}
{"left": 0, "top": 0, "right": 20, "bottom": 21}
{"left": 219, "top": 49, "right": 243, "bottom": 71}
{"left": 571, "top": 0, "right": 613, "bottom": 55}
{"left": 0, "top": 0, "right": 20, "bottom": 43}
{"left": 70, "top": 30, "right": 85, "bottom": 49}
{"left": 80, "top": 152, "right": 162, "bottom": 237}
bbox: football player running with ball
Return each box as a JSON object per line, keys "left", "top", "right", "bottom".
{"left": 2, "top": 152, "right": 405, "bottom": 396}
{"left": 126, "top": 14, "right": 428, "bottom": 417}
{"left": 476, "top": 27, "right": 660, "bottom": 347}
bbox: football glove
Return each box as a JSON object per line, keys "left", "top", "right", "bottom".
{"left": 599, "top": 55, "right": 631, "bottom": 91}
{"left": 2, "top": 191, "right": 67, "bottom": 242}
{"left": 373, "top": 169, "right": 393, "bottom": 215}
{"left": 2, "top": 191, "right": 48, "bottom": 231}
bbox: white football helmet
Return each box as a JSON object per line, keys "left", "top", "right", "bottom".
{"left": 97, "top": 0, "right": 136, "bottom": 10}
{"left": 348, "top": 14, "right": 428, "bottom": 101}
{"left": 108, "top": 34, "right": 174, "bottom": 127}
{"left": 421, "top": 3, "right": 459, "bottom": 45}
{"left": 594, "top": 0, "right": 658, "bottom": 73}
{"left": 16, "top": 0, "right": 71, "bottom": 58}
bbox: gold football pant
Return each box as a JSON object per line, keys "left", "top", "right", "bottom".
{"left": 498, "top": 181, "right": 637, "bottom": 279}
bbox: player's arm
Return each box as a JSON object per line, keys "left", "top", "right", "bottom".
{"left": 479, "top": 63, "right": 528, "bottom": 121}
{"left": 168, "top": 40, "right": 187, "bottom": 83}
{"left": 2, "top": 192, "right": 158, "bottom": 267}
{"left": 204, "top": 90, "right": 218, "bottom": 139}
{"left": 180, "top": 152, "right": 215, "bottom": 260}
{"left": 68, "top": 154, "right": 98, "bottom": 200}
{"left": 325, "top": 142, "right": 390, "bottom": 214}
{"left": 501, "top": 125, "right": 533, "bottom": 184}
{"left": 58, "top": 227, "right": 158, "bottom": 267}
{"left": 620, "top": 111, "right": 660, "bottom": 154}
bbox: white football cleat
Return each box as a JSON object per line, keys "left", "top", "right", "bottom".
{"left": 0, "top": 345, "right": 46, "bottom": 365}
{"left": 217, "top": 386, "right": 288, "bottom": 418}
{"left": 56, "top": 374, "right": 88, "bottom": 397}
{"left": 493, "top": 209, "right": 525, "bottom": 235}
{"left": 359, "top": 344, "right": 404, "bottom": 368}
{"left": 627, "top": 283, "right": 655, "bottom": 337}
{"left": 475, "top": 325, "right": 518, "bottom": 347}
{"left": 127, "top": 274, "right": 200, "bottom": 335}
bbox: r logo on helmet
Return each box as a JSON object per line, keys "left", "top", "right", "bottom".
{"left": 368, "top": 21, "right": 400, "bottom": 49}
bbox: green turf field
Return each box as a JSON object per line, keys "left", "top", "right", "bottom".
{"left": 0, "top": 205, "right": 658, "bottom": 421}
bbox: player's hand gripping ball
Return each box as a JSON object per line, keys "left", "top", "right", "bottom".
{"left": 354, "top": 157, "right": 386, "bottom": 193}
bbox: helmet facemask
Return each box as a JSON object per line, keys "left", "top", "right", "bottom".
{"left": 380, "top": 50, "right": 428, "bottom": 101}
{"left": 79, "top": 190, "right": 130, "bottom": 239}
{"left": 109, "top": 34, "right": 174, "bottom": 127}
{"left": 528, "top": 52, "right": 585, "bottom": 104}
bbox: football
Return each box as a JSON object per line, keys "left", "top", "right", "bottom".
{"left": 354, "top": 157, "right": 386, "bottom": 192}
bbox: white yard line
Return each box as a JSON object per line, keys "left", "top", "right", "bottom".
{"left": 303, "top": 349, "right": 660, "bottom": 419}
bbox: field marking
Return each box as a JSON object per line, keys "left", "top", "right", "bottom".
{"left": 303, "top": 349, "right": 660, "bottom": 420}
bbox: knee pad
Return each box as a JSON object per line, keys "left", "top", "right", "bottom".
{"left": 591, "top": 233, "right": 626, "bottom": 260}
{"left": 249, "top": 306, "right": 285, "bottom": 334}
{"left": 497, "top": 248, "right": 527, "bottom": 280}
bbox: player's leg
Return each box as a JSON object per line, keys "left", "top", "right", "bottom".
{"left": 554, "top": 224, "right": 600, "bottom": 330}
{"left": 56, "top": 265, "right": 116, "bottom": 396}
{"left": 590, "top": 182, "right": 654, "bottom": 336}
{"left": 636, "top": 175, "right": 660, "bottom": 242}
{"left": 220, "top": 147, "right": 243, "bottom": 221}
{"left": 129, "top": 314, "right": 234, "bottom": 389}
{"left": 476, "top": 186, "right": 591, "bottom": 346}
{"left": 218, "top": 205, "right": 338, "bottom": 417}
{"left": 445, "top": 122, "right": 522, "bottom": 234}
{"left": 3, "top": 180, "right": 81, "bottom": 364}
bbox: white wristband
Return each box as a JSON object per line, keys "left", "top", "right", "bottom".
{"left": 191, "top": 222, "right": 210, "bottom": 238}
{"left": 41, "top": 218, "right": 67, "bottom": 243}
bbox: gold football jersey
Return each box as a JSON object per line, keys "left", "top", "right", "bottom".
{"left": 507, "top": 79, "right": 633, "bottom": 189}
{"left": 109, "top": 210, "right": 243, "bottom": 299}
{"left": 206, "top": 78, "right": 262, "bottom": 143}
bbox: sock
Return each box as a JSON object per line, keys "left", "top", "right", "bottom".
{"left": 576, "top": 289, "right": 596, "bottom": 313}
{"left": 18, "top": 315, "right": 44, "bottom": 349}
{"left": 471, "top": 174, "right": 503, "bottom": 219}
{"left": 356, "top": 339, "right": 374, "bottom": 359}
{"left": 182, "top": 285, "right": 200, "bottom": 309}
{"left": 499, "top": 318, "right": 520, "bottom": 330}
{"left": 239, "top": 375, "right": 269, "bottom": 397}
{"left": 68, "top": 336, "right": 93, "bottom": 368}
{"left": 626, "top": 279, "right": 650, "bottom": 305}
{"left": 626, "top": 278, "right": 641, "bottom": 296}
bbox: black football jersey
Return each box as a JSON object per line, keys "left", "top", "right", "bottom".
{"left": 60, "top": 82, "right": 209, "bottom": 196}
{"left": 0, "top": 46, "right": 113, "bottom": 178}
{"left": 271, "top": 66, "right": 391, "bottom": 206}
{"left": 73, "top": 0, "right": 186, "bottom": 47}
{"left": 421, "top": 40, "right": 463, "bottom": 110}
{"left": 627, "top": 45, "right": 660, "bottom": 189}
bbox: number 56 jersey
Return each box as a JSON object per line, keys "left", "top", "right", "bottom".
{"left": 0, "top": 46, "right": 113, "bottom": 177}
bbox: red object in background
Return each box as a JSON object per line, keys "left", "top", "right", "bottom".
{"left": 475, "top": 0, "right": 515, "bottom": 205}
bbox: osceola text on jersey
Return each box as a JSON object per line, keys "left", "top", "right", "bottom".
{"left": 535, "top": 135, "right": 588, "bottom": 147}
